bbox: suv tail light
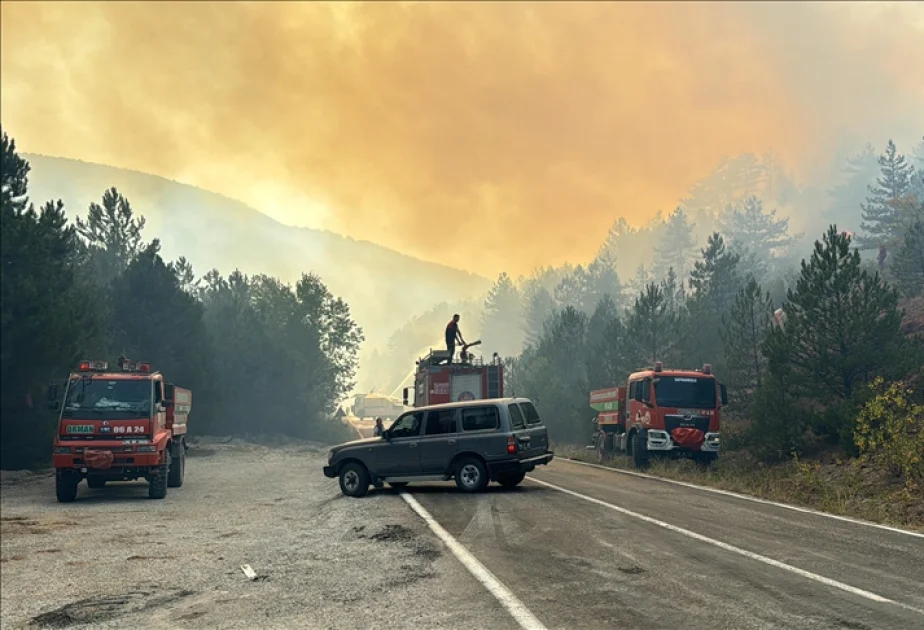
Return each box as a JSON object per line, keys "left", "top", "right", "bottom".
{"left": 507, "top": 435, "right": 516, "bottom": 454}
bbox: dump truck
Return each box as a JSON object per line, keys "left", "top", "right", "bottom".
{"left": 588, "top": 361, "right": 727, "bottom": 468}
{"left": 47, "top": 357, "right": 191, "bottom": 502}
{"left": 402, "top": 340, "right": 504, "bottom": 407}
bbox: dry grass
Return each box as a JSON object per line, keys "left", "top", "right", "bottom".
{"left": 554, "top": 444, "right": 924, "bottom": 532}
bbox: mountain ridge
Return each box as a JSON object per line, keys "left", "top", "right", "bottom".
{"left": 20, "top": 154, "right": 493, "bottom": 359}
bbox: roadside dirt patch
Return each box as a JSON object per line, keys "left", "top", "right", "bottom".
{"left": 370, "top": 524, "right": 414, "bottom": 543}
{"left": 1, "top": 516, "right": 76, "bottom": 536}
{"left": 26, "top": 589, "right": 195, "bottom": 629}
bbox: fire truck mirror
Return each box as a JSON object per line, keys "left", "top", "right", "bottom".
{"left": 719, "top": 384, "right": 728, "bottom": 406}
{"left": 402, "top": 387, "right": 409, "bottom": 406}
{"left": 47, "top": 382, "right": 58, "bottom": 402}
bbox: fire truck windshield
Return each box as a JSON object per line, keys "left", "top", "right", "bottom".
{"left": 654, "top": 376, "right": 716, "bottom": 409}
{"left": 63, "top": 378, "right": 152, "bottom": 417}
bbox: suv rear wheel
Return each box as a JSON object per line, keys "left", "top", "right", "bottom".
{"left": 454, "top": 456, "right": 488, "bottom": 492}
{"left": 497, "top": 472, "right": 525, "bottom": 488}
{"left": 339, "top": 462, "right": 370, "bottom": 497}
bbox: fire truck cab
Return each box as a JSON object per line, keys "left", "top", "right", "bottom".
{"left": 589, "top": 361, "right": 728, "bottom": 469}
{"left": 47, "top": 357, "right": 191, "bottom": 502}
{"left": 402, "top": 341, "right": 504, "bottom": 407}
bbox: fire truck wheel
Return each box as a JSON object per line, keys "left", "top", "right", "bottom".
{"left": 148, "top": 452, "right": 170, "bottom": 500}
{"left": 55, "top": 470, "right": 79, "bottom": 503}
{"left": 454, "top": 456, "right": 488, "bottom": 492}
{"left": 86, "top": 476, "right": 106, "bottom": 489}
{"left": 168, "top": 446, "right": 185, "bottom": 488}
{"left": 339, "top": 462, "right": 370, "bottom": 497}
{"left": 632, "top": 430, "right": 650, "bottom": 470}
{"left": 497, "top": 472, "right": 526, "bottom": 488}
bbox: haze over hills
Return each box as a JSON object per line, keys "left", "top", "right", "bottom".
{"left": 21, "top": 154, "right": 493, "bottom": 376}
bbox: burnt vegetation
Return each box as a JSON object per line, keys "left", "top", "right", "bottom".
{"left": 1, "top": 128, "right": 363, "bottom": 469}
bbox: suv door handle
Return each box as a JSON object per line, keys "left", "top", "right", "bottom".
{"left": 447, "top": 439, "right": 456, "bottom": 445}
{"left": 409, "top": 442, "right": 418, "bottom": 448}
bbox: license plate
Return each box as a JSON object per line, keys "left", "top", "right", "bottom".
{"left": 66, "top": 424, "right": 95, "bottom": 434}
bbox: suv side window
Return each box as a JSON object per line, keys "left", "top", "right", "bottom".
{"left": 389, "top": 412, "right": 423, "bottom": 439}
{"left": 519, "top": 401, "right": 543, "bottom": 426}
{"left": 507, "top": 404, "right": 526, "bottom": 430}
{"left": 461, "top": 406, "right": 500, "bottom": 432}
{"left": 424, "top": 410, "right": 457, "bottom": 435}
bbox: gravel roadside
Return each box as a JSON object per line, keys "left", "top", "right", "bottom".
{"left": 0, "top": 440, "right": 516, "bottom": 630}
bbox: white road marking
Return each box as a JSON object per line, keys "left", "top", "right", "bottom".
{"left": 531, "top": 478, "right": 924, "bottom": 617}
{"left": 400, "top": 493, "right": 548, "bottom": 630}
{"left": 557, "top": 457, "right": 924, "bottom": 539}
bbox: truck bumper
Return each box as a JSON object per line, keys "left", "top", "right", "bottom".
{"left": 322, "top": 465, "right": 337, "bottom": 478}
{"left": 53, "top": 451, "right": 163, "bottom": 469}
{"left": 488, "top": 452, "right": 554, "bottom": 477}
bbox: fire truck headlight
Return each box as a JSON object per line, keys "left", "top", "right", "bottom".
{"left": 54, "top": 446, "right": 72, "bottom": 454}
{"left": 136, "top": 445, "right": 157, "bottom": 453}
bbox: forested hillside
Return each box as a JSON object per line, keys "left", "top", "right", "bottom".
{"left": 20, "top": 153, "right": 493, "bottom": 376}
{"left": 475, "top": 136, "right": 924, "bottom": 518}
{"left": 2, "top": 130, "right": 364, "bottom": 468}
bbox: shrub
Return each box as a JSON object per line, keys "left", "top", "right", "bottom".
{"left": 854, "top": 378, "right": 924, "bottom": 489}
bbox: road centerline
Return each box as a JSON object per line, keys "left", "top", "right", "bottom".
{"left": 530, "top": 477, "right": 924, "bottom": 617}
{"left": 400, "top": 492, "right": 548, "bottom": 630}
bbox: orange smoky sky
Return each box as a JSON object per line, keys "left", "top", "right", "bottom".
{"left": 2, "top": 1, "right": 923, "bottom": 277}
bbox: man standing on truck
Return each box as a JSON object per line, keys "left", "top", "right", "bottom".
{"left": 445, "top": 314, "right": 465, "bottom": 364}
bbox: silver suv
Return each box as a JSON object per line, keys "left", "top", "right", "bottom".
{"left": 322, "top": 397, "right": 554, "bottom": 497}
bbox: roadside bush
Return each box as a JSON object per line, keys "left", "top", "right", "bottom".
{"left": 854, "top": 378, "right": 924, "bottom": 489}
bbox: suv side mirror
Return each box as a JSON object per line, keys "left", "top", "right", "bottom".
{"left": 382, "top": 429, "right": 391, "bottom": 441}
{"left": 719, "top": 384, "right": 728, "bottom": 407}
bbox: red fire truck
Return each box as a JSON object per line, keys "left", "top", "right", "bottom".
{"left": 588, "top": 361, "right": 727, "bottom": 468}
{"left": 47, "top": 357, "right": 191, "bottom": 502}
{"left": 402, "top": 340, "right": 504, "bottom": 407}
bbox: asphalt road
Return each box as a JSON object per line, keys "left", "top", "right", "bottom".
{"left": 397, "top": 458, "right": 924, "bottom": 630}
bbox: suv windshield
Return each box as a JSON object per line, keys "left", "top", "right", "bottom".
{"left": 63, "top": 378, "right": 152, "bottom": 417}
{"left": 654, "top": 376, "right": 716, "bottom": 409}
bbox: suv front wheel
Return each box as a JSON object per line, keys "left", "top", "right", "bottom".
{"left": 339, "top": 462, "right": 370, "bottom": 498}
{"left": 454, "top": 456, "right": 488, "bottom": 493}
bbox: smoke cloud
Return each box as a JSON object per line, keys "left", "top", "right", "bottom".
{"left": 2, "top": 1, "right": 922, "bottom": 276}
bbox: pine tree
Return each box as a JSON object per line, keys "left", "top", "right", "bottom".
{"left": 522, "top": 285, "right": 556, "bottom": 349}
{"left": 553, "top": 265, "right": 587, "bottom": 310}
{"left": 770, "top": 225, "right": 908, "bottom": 442}
{"left": 684, "top": 232, "right": 742, "bottom": 373}
{"left": 1, "top": 129, "right": 30, "bottom": 213}
{"left": 653, "top": 207, "right": 697, "bottom": 279}
{"left": 626, "top": 263, "right": 651, "bottom": 300}
{"left": 76, "top": 188, "right": 150, "bottom": 284}
{"left": 585, "top": 294, "right": 620, "bottom": 390}
{"left": 1, "top": 136, "right": 107, "bottom": 467}
{"left": 582, "top": 250, "right": 621, "bottom": 313}
{"left": 625, "top": 282, "right": 678, "bottom": 366}
{"left": 720, "top": 277, "right": 774, "bottom": 410}
{"left": 826, "top": 144, "right": 879, "bottom": 231}
{"left": 689, "top": 232, "right": 742, "bottom": 314}
{"left": 892, "top": 219, "right": 924, "bottom": 297}
{"left": 661, "top": 266, "right": 685, "bottom": 318}
{"left": 717, "top": 196, "right": 794, "bottom": 282}
{"left": 169, "top": 256, "right": 199, "bottom": 294}
{"left": 481, "top": 272, "right": 523, "bottom": 357}
{"left": 859, "top": 140, "right": 916, "bottom": 249}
